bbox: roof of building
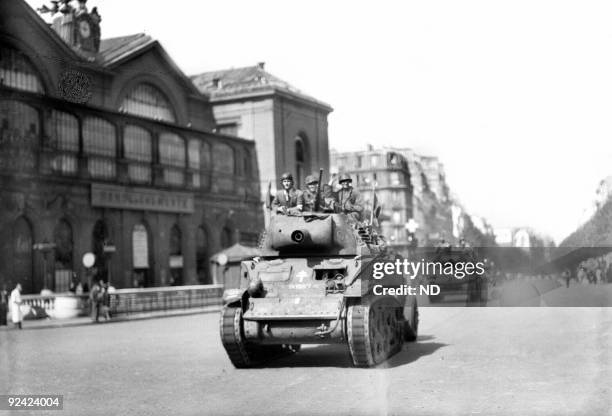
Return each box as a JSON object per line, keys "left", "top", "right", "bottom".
{"left": 190, "top": 65, "right": 332, "bottom": 110}
{"left": 98, "top": 33, "right": 155, "bottom": 67}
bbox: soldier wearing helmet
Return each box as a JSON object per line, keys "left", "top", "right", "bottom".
{"left": 301, "top": 174, "right": 336, "bottom": 212}
{"left": 272, "top": 172, "right": 303, "bottom": 215}
{"left": 335, "top": 173, "right": 364, "bottom": 220}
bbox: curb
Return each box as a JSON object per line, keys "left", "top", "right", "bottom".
{"left": 0, "top": 305, "right": 221, "bottom": 331}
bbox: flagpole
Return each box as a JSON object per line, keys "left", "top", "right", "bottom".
{"left": 370, "top": 184, "right": 376, "bottom": 225}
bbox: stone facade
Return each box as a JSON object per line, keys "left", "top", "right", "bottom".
{"left": 330, "top": 146, "right": 454, "bottom": 254}
{"left": 0, "top": 0, "right": 263, "bottom": 293}
{"left": 191, "top": 64, "right": 332, "bottom": 197}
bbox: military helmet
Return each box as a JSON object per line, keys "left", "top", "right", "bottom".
{"left": 280, "top": 172, "right": 293, "bottom": 182}
{"left": 305, "top": 174, "right": 318, "bottom": 185}
{"left": 338, "top": 173, "right": 352, "bottom": 183}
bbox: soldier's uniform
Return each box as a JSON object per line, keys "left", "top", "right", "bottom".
{"left": 272, "top": 172, "right": 303, "bottom": 215}
{"left": 335, "top": 173, "right": 363, "bottom": 221}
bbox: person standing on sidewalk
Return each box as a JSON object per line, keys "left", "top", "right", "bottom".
{"left": 10, "top": 283, "right": 23, "bottom": 329}
{"left": 89, "top": 280, "right": 102, "bottom": 322}
{"left": 0, "top": 284, "right": 8, "bottom": 326}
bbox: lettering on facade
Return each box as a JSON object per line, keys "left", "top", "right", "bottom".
{"left": 91, "top": 184, "right": 194, "bottom": 214}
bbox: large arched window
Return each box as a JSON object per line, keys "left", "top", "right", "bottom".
{"left": 124, "top": 125, "right": 152, "bottom": 183}
{"left": 159, "top": 132, "right": 185, "bottom": 186}
{"left": 0, "top": 100, "right": 39, "bottom": 172}
{"left": 83, "top": 117, "right": 116, "bottom": 179}
{"left": 121, "top": 83, "right": 175, "bottom": 122}
{"left": 196, "top": 226, "right": 209, "bottom": 284}
{"left": 295, "top": 136, "right": 306, "bottom": 187}
{"left": 188, "top": 138, "right": 201, "bottom": 188}
{"left": 213, "top": 143, "right": 234, "bottom": 173}
{"left": 13, "top": 217, "right": 33, "bottom": 293}
{"left": 92, "top": 219, "right": 110, "bottom": 282}
{"left": 54, "top": 219, "right": 74, "bottom": 292}
{"left": 169, "top": 224, "right": 183, "bottom": 286}
{"left": 48, "top": 110, "right": 79, "bottom": 175}
{"left": 0, "top": 45, "right": 45, "bottom": 93}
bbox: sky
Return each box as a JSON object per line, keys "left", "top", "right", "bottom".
{"left": 26, "top": 0, "right": 612, "bottom": 243}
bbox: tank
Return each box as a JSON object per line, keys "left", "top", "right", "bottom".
{"left": 219, "top": 211, "right": 419, "bottom": 367}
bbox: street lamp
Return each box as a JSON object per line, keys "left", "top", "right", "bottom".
{"left": 33, "top": 240, "right": 56, "bottom": 291}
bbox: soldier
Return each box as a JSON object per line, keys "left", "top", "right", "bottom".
{"left": 301, "top": 175, "right": 319, "bottom": 212}
{"left": 272, "top": 172, "right": 303, "bottom": 215}
{"left": 335, "top": 173, "right": 363, "bottom": 220}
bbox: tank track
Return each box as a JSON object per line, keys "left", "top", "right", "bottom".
{"left": 220, "top": 305, "right": 301, "bottom": 368}
{"left": 347, "top": 299, "right": 404, "bottom": 367}
{"left": 220, "top": 305, "right": 253, "bottom": 368}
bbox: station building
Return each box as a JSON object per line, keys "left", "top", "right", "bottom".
{"left": 191, "top": 64, "right": 333, "bottom": 196}
{"left": 0, "top": 0, "right": 263, "bottom": 293}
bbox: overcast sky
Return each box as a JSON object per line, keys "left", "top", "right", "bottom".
{"left": 27, "top": 0, "right": 612, "bottom": 243}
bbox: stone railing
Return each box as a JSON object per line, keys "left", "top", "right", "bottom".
{"left": 15, "top": 285, "right": 223, "bottom": 320}
{"left": 108, "top": 284, "right": 223, "bottom": 315}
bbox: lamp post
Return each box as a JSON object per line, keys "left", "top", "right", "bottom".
{"left": 33, "top": 240, "right": 56, "bottom": 291}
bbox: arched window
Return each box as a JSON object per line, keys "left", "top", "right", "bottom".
{"left": 159, "top": 132, "right": 185, "bottom": 185}
{"left": 196, "top": 226, "right": 209, "bottom": 284}
{"left": 83, "top": 117, "right": 116, "bottom": 179}
{"left": 0, "top": 100, "right": 39, "bottom": 172}
{"left": 121, "top": 83, "right": 175, "bottom": 122}
{"left": 48, "top": 110, "right": 78, "bottom": 175}
{"left": 92, "top": 220, "right": 110, "bottom": 282}
{"left": 124, "top": 125, "right": 152, "bottom": 183}
{"left": 213, "top": 143, "right": 234, "bottom": 191}
{"left": 188, "top": 138, "right": 201, "bottom": 188}
{"left": 54, "top": 219, "right": 73, "bottom": 292}
{"left": 13, "top": 217, "right": 33, "bottom": 294}
{"left": 213, "top": 143, "right": 234, "bottom": 173}
{"left": 295, "top": 136, "right": 306, "bottom": 187}
{"left": 221, "top": 226, "right": 233, "bottom": 249}
{"left": 0, "top": 45, "right": 44, "bottom": 93}
{"left": 169, "top": 224, "right": 183, "bottom": 286}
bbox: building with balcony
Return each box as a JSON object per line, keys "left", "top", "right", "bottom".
{"left": 0, "top": 0, "right": 263, "bottom": 293}
{"left": 191, "top": 63, "right": 333, "bottom": 197}
{"left": 330, "top": 146, "right": 453, "bottom": 254}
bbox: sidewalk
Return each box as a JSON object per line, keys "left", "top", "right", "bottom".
{"left": 0, "top": 304, "right": 221, "bottom": 331}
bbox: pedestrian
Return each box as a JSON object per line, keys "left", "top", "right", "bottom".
{"left": 563, "top": 268, "right": 571, "bottom": 288}
{"left": 100, "top": 283, "right": 111, "bottom": 321}
{"left": 89, "top": 280, "right": 102, "bottom": 322}
{"left": 10, "top": 283, "right": 23, "bottom": 329}
{"left": 0, "top": 284, "right": 8, "bottom": 326}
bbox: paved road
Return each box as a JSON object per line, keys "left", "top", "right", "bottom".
{"left": 1, "top": 307, "right": 610, "bottom": 416}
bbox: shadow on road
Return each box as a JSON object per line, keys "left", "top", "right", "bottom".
{"left": 256, "top": 334, "right": 447, "bottom": 369}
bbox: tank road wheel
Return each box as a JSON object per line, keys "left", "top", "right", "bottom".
{"left": 220, "top": 305, "right": 255, "bottom": 368}
{"left": 404, "top": 298, "right": 419, "bottom": 342}
{"left": 347, "top": 300, "right": 404, "bottom": 367}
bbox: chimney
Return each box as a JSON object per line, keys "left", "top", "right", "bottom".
{"left": 212, "top": 78, "right": 222, "bottom": 89}
{"left": 257, "top": 62, "right": 265, "bottom": 70}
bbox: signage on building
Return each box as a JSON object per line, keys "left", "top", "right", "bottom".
{"left": 91, "top": 184, "right": 194, "bottom": 214}
{"left": 132, "top": 225, "right": 149, "bottom": 268}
